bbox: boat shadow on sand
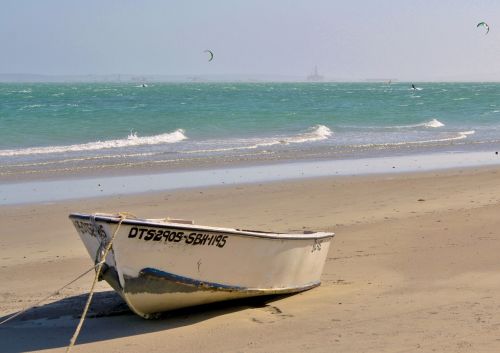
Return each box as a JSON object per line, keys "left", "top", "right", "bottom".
{"left": 0, "top": 290, "right": 292, "bottom": 353}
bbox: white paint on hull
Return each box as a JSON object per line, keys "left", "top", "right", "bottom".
{"left": 70, "top": 213, "right": 334, "bottom": 317}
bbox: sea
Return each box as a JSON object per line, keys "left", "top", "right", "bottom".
{"left": 1, "top": 82, "right": 500, "bottom": 180}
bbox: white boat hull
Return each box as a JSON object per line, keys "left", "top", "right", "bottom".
{"left": 69, "top": 213, "right": 334, "bottom": 318}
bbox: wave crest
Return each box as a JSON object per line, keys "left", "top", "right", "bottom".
{"left": 357, "top": 130, "right": 475, "bottom": 148}
{"left": 285, "top": 124, "right": 333, "bottom": 143}
{"left": 423, "top": 119, "right": 445, "bottom": 128}
{"left": 0, "top": 129, "right": 187, "bottom": 157}
{"left": 183, "top": 125, "right": 333, "bottom": 154}
{"left": 396, "top": 119, "right": 445, "bottom": 129}
{"left": 457, "top": 130, "right": 475, "bottom": 139}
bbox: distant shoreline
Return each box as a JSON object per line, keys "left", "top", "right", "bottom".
{"left": 3, "top": 75, "right": 500, "bottom": 83}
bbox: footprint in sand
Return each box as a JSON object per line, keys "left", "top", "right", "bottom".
{"left": 250, "top": 304, "right": 293, "bottom": 324}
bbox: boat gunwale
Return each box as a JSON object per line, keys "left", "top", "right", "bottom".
{"left": 69, "top": 213, "right": 334, "bottom": 240}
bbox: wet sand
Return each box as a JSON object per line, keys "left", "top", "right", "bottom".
{"left": 1, "top": 167, "right": 500, "bottom": 352}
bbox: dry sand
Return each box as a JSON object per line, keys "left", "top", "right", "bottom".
{"left": 1, "top": 167, "right": 500, "bottom": 352}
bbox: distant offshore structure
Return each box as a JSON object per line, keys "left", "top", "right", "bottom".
{"left": 307, "top": 66, "right": 324, "bottom": 82}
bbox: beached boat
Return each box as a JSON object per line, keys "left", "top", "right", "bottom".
{"left": 69, "top": 213, "right": 334, "bottom": 318}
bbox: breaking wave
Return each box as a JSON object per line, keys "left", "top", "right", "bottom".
{"left": 357, "top": 130, "right": 475, "bottom": 148}
{"left": 395, "top": 119, "right": 445, "bottom": 129}
{"left": 341, "top": 119, "right": 445, "bottom": 131}
{"left": 422, "top": 119, "right": 445, "bottom": 128}
{"left": 0, "top": 129, "right": 187, "bottom": 157}
{"left": 184, "top": 125, "right": 333, "bottom": 154}
{"left": 284, "top": 124, "right": 332, "bottom": 143}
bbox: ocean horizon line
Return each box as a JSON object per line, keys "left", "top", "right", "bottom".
{"left": 3, "top": 74, "right": 500, "bottom": 83}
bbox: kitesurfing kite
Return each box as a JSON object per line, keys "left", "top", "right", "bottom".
{"left": 204, "top": 49, "right": 214, "bottom": 62}
{"left": 477, "top": 21, "right": 490, "bottom": 34}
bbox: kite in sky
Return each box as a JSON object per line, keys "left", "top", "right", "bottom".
{"left": 204, "top": 50, "right": 214, "bottom": 62}
{"left": 477, "top": 22, "right": 490, "bottom": 34}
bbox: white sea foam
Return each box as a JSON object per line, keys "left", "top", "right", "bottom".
{"left": 423, "top": 119, "right": 445, "bottom": 128}
{"left": 184, "top": 125, "right": 333, "bottom": 154}
{"left": 285, "top": 124, "right": 333, "bottom": 143}
{"left": 10, "top": 89, "right": 32, "bottom": 94}
{"left": 406, "top": 130, "right": 475, "bottom": 143}
{"left": 0, "top": 152, "right": 159, "bottom": 168}
{"left": 394, "top": 119, "right": 445, "bottom": 129}
{"left": 357, "top": 130, "right": 475, "bottom": 148}
{"left": 457, "top": 130, "right": 475, "bottom": 138}
{"left": 19, "top": 104, "right": 45, "bottom": 110}
{"left": 0, "top": 129, "right": 187, "bottom": 157}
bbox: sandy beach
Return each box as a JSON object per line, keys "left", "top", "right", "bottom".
{"left": 5, "top": 1, "right": 500, "bottom": 351}
{"left": 2, "top": 166, "right": 500, "bottom": 352}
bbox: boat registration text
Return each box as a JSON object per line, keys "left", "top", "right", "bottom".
{"left": 128, "top": 227, "right": 228, "bottom": 248}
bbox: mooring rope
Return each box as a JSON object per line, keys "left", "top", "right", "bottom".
{"left": 66, "top": 212, "right": 131, "bottom": 353}
{"left": 0, "top": 263, "right": 101, "bottom": 326}
{"left": 0, "top": 212, "right": 135, "bottom": 352}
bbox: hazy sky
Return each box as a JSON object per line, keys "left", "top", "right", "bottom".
{"left": 2, "top": 0, "right": 500, "bottom": 80}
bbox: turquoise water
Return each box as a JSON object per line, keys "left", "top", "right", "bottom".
{"left": 1, "top": 82, "right": 500, "bottom": 177}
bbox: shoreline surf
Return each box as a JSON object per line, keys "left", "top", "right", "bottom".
{"left": 2, "top": 82, "right": 500, "bottom": 205}
{"left": 1, "top": 149, "right": 500, "bottom": 206}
